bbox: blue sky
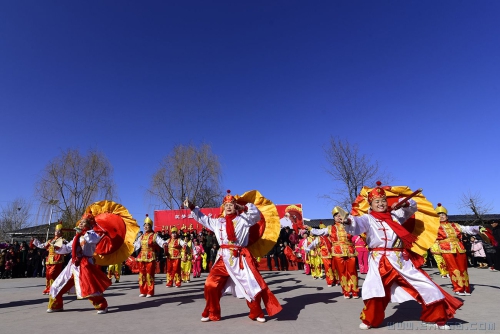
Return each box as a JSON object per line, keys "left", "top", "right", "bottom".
{"left": 1, "top": 1, "right": 499, "bottom": 224}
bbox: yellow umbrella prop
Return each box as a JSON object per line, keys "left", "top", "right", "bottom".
{"left": 351, "top": 185, "right": 439, "bottom": 256}
{"left": 231, "top": 190, "right": 280, "bottom": 258}
{"left": 82, "top": 200, "right": 140, "bottom": 266}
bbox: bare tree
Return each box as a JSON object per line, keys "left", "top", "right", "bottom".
{"left": 148, "top": 144, "right": 223, "bottom": 209}
{"left": 458, "top": 191, "right": 493, "bottom": 224}
{"left": 35, "top": 149, "right": 116, "bottom": 226}
{"left": 323, "top": 136, "right": 391, "bottom": 208}
{"left": 0, "top": 198, "right": 32, "bottom": 241}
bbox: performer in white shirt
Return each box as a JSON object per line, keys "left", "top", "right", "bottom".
{"left": 47, "top": 212, "right": 111, "bottom": 314}
{"left": 184, "top": 190, "right": 282, "bottom": 323}
{"left": 343, "top": 183, "right": 462, "bottom": 330}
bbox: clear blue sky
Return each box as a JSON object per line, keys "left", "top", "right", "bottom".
{"left": 1, "top": 1, "right": 499, "bottom": 224}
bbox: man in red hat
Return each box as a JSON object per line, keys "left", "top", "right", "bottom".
{"left": 46, "top": 212, "right": 111, "bottom": 314}
{"left": 184, "top": 190, "right": 282, "bottom": 323}
{"left": 343, "top": 183, "right": 462, "bottom": 330}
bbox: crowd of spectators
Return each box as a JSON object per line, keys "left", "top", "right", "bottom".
{"left": 0, "top": 240, "right": 47, "bottom": 279}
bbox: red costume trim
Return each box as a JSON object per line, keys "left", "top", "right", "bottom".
{"left": 370, "top": 211, "right": 417, "bottom": 248}
{"left": 219, "top": 244, "right": 282, "bottom": 316}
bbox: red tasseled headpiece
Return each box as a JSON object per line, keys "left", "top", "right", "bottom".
{"left": 368, "top": 181, "right": 387, "bottom": 203}
{"left": 223, "top": 189, "right": 236, "bottom": 204}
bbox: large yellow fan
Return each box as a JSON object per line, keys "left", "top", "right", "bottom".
{"left": 233, "top": 190, "right": 281, "bottom": 258}
{"left": 351, "top": 186, "right": 439, "bottom": 256}
{"left": 82, "top": 200, "right": 140, "bottom": 266}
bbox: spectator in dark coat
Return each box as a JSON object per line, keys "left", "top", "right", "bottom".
{"left": 277, "top": 241, "right": 288, "bottom": 271}
{"left": 266, "top": 243, "right": 279, "bottom": 271}
{"left": 490, "top": 221, "right": 500, "bottom": 270}
{"left": 209, "top": 244, "right": 218, "bottom": 271}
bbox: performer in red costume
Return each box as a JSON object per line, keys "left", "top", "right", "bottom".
{"left": 165, "top": 226, "right": 186, "bottom": 287}
{"left": 46, "top": 212, "right": 111, "bottom": 314}
{"left": 435, "top": 203, "right": 484, "bottom": 296}
{"left": 307, "top": 207, "right": 359, "bottom": 298}
{"left": 192, "top": 238, "right": 205, "bottom": 278}
{"left": 344, "top": 183, "right": 463, "bottom": 330}
{"left": 133, "top": 214, "right": 167, "bottom": 297}
{"left": 31, "top": 223, "right": 67, "bottom": 295}
{"left": 184, "top": 190, "right": 282, "bottom": 323}
{"left": 306, "top": 234, "right": 336, "bottom": 286}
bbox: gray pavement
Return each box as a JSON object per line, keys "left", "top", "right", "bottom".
{"left": 1, "top": 267, "right": 498, "bottom": 334}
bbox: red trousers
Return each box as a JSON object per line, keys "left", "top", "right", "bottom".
{"left": 441, "top": 252, "right": 470, "bottom": 293}
{"left": 321, "top": 257, "right": 336, "bottom": 286}
{"left": 202, "top": 258, "right": 264, "bottom": 321}
{"left": 47, "top": 275, "right": 107, "bottom": 311}
{"left": 333, "top": 256, "right": 359, "bottom": 296}
{"left": 166, "top": 258, "right": 181, "bottom": 287}
{"left": 361, "top": 256, "right": 448, "bottom": 328}
{"left": 44, "top": 263, "right": 63, "bottom": 294}
{"left": 138, "top": 261, "right": 156, "bottom": 295}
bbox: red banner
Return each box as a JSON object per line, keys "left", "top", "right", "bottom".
{"left": 153, "top": 204, "right": 302, "bottom": 234}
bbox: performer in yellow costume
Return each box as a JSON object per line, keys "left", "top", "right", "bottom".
{"left": 430, "top": 241, "right": 449, "bottom": 278}
{"left": 306, "top": 235, "right": 336, "bottom": 287}
{"left": 107, "top": 263, "right": 122, "bottom": 283}
{"left": 306, "top": 235, "right": 323, "bottom": 279}
{"left": 180, "top": 235, "right": 193, "bottom": 283}
{"left": 31, "top": 223, "right": 67, "bottom": 295}
{"left": 435, "top": 203, "right": 484, "bottom": 296}
{"left": 133, "top": 214, "right": 167, "bottom": 297}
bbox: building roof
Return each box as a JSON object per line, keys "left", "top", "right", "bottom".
{"left": 5, "top": 223, "right": 74, "bottom": 242}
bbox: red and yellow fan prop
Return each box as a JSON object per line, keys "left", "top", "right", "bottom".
{"left": 224, "top": 190, "right": 281, "bottom": 258}
{"left": 82, "top": 200, "right": 140, "bottom": 266}
{"left": 479, "top": 227, "right": 498, "bottom": 247}
{"left": 351, "top": 185, "right": 439, "bottom": 256}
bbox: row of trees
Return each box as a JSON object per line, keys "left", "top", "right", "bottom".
{"left": 0, "top": 144, "right": 223, "bottom": 235}
{"left": 0, "top": 138, "right": 494, "bottom": 239}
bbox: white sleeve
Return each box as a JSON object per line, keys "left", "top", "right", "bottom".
{"left": 155, "top": 235, "right": 166, "bottom": 248}
{"left": 239, "top": 203, "right": 261, "bottom": 227}
{"left": 344, "top": 215, "right": 370, "bottom": 236}
{"left": 310, "top": 227, "right": 329, "bottom": 236}
{"left": 84, "top": 230, "right": 103, "bottom": 245}
{"left": 190, "top": 207, "right": 219, "bottom": 231}
{"left": 32, "top": 239, "right": 47, "bottom": 249}
{"left": 392, "top": 199, "right": 418, "bottom": 223}
{"left": 55, "top": 238, "right": 73, "bottom": 254}
{"left": 134, "top": 238, "right": 141, "bottom": 251}
{"left": 305, "top": 238, "right": 319, "bottom": 251}
{"left": 459, "top": 225, "right": 480, "bottom": 235}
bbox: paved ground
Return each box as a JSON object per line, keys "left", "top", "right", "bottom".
{"left": 1, "top": 266, "right": 498, "bottom": 334}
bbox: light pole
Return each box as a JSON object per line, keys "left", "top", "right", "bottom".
{"left": 46, "top": 199, "right": 59, "bottom": 241}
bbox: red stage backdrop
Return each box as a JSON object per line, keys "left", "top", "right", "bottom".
{"left": 153, "top": 204, "right": 302, "bottom": 233}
